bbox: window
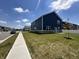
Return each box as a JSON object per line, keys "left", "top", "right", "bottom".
{"left": 58, "top": 27, "right": 60, "bottom": 30}
{"left": 57, "top": 20, "right": 60, "bottom": 24}
{"left": 46, "top": 26, "right": 51, "bottom": 30}
{"left": 54, "top": 27, "right": 58, "bottom": 32}
{"left": 34, "top": 27, "right": 37, "bottom": 30}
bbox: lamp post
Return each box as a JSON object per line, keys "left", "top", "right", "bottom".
{"left": 67, "top": 19, "right": 70, "bottom": 38}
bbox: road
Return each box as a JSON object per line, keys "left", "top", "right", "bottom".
{"left": 0, "top": 31, "right": 11, "bottom": 40}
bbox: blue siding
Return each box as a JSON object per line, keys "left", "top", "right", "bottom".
{"left": 31, "top": 17, "right": 42, "bottom": 30}
{"left": 43, "top": 12, "right": 62, "bottom": 31}
{"left": 31, "top": 12, "right": 62, "bottom": 32}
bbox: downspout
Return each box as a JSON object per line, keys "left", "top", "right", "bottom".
{"left": 42, "top": 16, "right": 43, "bottom": 31}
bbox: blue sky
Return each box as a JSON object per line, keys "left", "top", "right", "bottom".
{"left": 0, "top": 0, "right": 79, "bottom": 29}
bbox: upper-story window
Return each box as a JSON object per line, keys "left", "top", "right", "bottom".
{"left": 57, "top": 20, "right": 60, "bottom": 24}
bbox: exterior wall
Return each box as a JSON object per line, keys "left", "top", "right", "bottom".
{"left": 0, "top": 26, "right": 11, "bottom": 32}
{"left": 43, "top": 12, "right": 62, "bottom": 32}
{"left": 0, "top": 26, "right": 2, "bottom": 31}
{"left": 31, "top": 17, "right": 42, "bottom": 30}
{"left": 31, "top": 12, "right": 62, "bottom": 33}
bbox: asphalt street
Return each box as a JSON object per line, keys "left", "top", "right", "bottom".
{"left": 0, "top": 31, "right": 11, "bottom": 40}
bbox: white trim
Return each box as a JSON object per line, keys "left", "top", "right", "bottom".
{"left": 42, "top": 16, "right": 43, "bottom": 31}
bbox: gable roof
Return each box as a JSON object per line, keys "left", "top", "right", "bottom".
{"left": 32, "top": 11, "right": 62, "bottom": 23}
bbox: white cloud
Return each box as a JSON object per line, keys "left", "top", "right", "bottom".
{"left": 49, "top": 0, "right": 79, "bottom": 12}
{"left": 16, "top": 24, "right": 24, "bottom": 29}
{"left": 0, "top": 20, "right": 7, "bottom": 24}
{"left": 14, "top": 7, "right": 30, "bottom": 13}
{"left": 17, "top": 24, "right": 22, "bottom": 27}
{"left": 35, "top": 0, "right": 41, "bottom": 10}
{"left": 25, "top": 22, "right": 31, "bottom": 26}
{"left": 22, "top": 19, "right": 29, "bottom": 22}
{"left": 25, "top": 9, "right": 30, "bottom": 13}
{"left": 16, "top": 20, "right": 21, "bottom": 23}
{"left": 16, "top": 19, "right": 29, "bottom": 23}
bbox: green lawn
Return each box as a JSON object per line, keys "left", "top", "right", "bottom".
{"left": 0, "top": 33, "right": 18, "bottom": 59}
{"left": 23, "top": 31, "right": 79, "bottom": 59}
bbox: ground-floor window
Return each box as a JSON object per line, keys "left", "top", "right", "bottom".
{"left": 34, "top": 27, "right": 37, "bottom": 30}
{"left": 46, "top": 26, "right": 51, "bottom": 30}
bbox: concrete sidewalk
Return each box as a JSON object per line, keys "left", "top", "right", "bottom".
{"left": 6, "top": 32, "right": 32, "bottom": 59}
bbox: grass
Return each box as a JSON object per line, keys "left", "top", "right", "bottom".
{"left": 23, "top": 31, "right": 79, "bottom": 59}
{"left": 0, "top": 33, "right": 18, "bottom": 59}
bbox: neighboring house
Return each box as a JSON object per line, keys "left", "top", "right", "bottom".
{"left": 0, "top": 26, "right": 3, "bottom": 31}
{"left": 63, "top": 22, "right": 79, "bottom": 30}
{"left": 23, "top": 26, "right": 31, "bottom": 31}
{"left": 31, "top": 11, "right": 62, "bottom": 33}
{"left": 0, "top": 26, "right": 11, "bottom": 32}
{"left": 72, "top": 24, "right": 79, "bottom": 30}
